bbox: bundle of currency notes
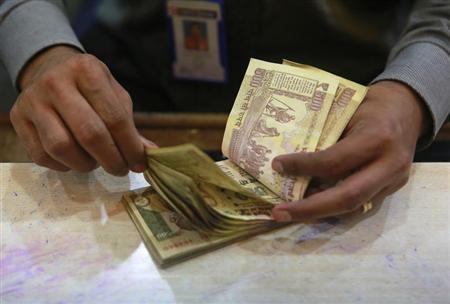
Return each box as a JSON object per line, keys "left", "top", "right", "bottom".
{"left": 122, "top": 59, "right": 368, "bottom": 267}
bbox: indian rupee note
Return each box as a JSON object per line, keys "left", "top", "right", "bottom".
{"left": 123, "top": 188, "right": 278, "bottom": 267}
{"left": 145, "top": 144, "right": 275, "bottom": 223}
{"left": 222, "top": 58, "right": 339, "bottom": 201}
{"left": 282, "top": 59, "right": 368, "bottom": 150}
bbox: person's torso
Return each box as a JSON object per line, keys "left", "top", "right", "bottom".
{"left": 77, "top": 0, "right": 412, "bottom": 112}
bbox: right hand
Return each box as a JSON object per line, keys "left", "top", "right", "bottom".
{"left": 11, "top": 45, "right": 154, "bottom": 176}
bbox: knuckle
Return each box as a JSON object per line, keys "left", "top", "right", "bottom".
{"left": 373, "top": 123, "right": 396, "bottom": 146}
{"left": 9, "top": 104, "right": 20, "bottom": 122}
{"left": 77, "top": 123, "right": 105, "bottom": 147}
{"left": 40, "top": 70, "right": 61, "bottom": 90}
{"left": 75, "top": 66, "right": 108, "bottom": 94}
{"left": 339, "top": 188, "right": 364, "bottom": 212}
{"left": 71, "top": 55, "right": 106, "bottom": 85}
{"left": 45, "top": 137, "right": 72, "bottom": 158}
{"left": 84, "top": 69, "right": 104, "bottom": 88}
{"left": 70, "top": 54, "right": 98, "bottom": 73}
{"left": 16, "top": 90, "right": 32, "bottom": 107}
{"left": 98, "top": 61, "right": 112, "bottom": 76}
{"left": 104, "top": 109, "right": 129, "bottom": 130}
{"left": 19, "top": 90, "right": 44, "bottom": 114}
{"left": 120, "top": 90, "right": 133, "bottom": 113}
{"left": 391, "top": 149, "right": 412, "bottom": 175}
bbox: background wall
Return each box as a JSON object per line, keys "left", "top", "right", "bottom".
{"left": 0, "top": 63, "right": 16, "bottom": 112}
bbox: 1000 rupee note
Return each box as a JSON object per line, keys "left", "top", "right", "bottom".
{"left": 222, "top": 59, "right": 339, "bottom": 201}
{"left": 282, "top": 59, "right": 368, "bottom": 150}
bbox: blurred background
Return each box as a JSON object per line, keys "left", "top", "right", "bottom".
{"left": 0, "top": 64, "right": 15, "bottom": 112}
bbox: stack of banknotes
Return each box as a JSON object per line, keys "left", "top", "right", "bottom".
{"left": 122, "top": 59, "right": 368, "bottom": 267}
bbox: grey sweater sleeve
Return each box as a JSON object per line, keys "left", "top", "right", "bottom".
{"left": 0, "top": 0, "right": 84, "bottom": 88}
{"left": 372, "top": 0, "right": 450, "bottom": 148}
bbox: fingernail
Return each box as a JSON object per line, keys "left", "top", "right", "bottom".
{"left": 131, "top": 163, "right": 146, "bottom": 173}
{"left": 272, "top": 160, "right": 284, "bottom": 174}
{"left": 141, "top": 137, "right": 158, "bottom": 148}
{"left": 272, "top": 210, "right": 292, "bottom": 222}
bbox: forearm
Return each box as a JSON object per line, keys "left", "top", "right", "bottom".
{"left": 0, "top": 0, "right": 84, "bottom": 88}
{"left": 371, "top": 0, "right": 450, "bottom": 149}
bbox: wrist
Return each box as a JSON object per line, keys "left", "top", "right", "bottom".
{"left": 18, "top": 45, "right": 82, "bottom": 90}
{"left": 371, "top": 80, "right": 431, "bottom": 139}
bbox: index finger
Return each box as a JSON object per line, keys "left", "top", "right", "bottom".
{"left": 76, "top": 58, "right": 146, "bottom": 172}
{"left": 271, "top": 158, "right": 396, "bottom": 221}
{"left": 53, "top": 88, "right": 128, "bottom": 176}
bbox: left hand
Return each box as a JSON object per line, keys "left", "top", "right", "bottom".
{"left": 271, "top": 80, "right": 430, "bottom": 222}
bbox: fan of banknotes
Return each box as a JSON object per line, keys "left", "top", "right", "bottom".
{"left": 122, "top": 59, "right": 368, "bottom": 267}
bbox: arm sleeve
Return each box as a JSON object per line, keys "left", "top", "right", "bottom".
{"left": 0, "top": 0, "right": 84, "bottom": 88}
{"left": 371, "top": 0, "right": 450, "bottom": 149}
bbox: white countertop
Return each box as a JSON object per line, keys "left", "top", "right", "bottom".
{"left": 1, "top": 163, "right": 449, "bottom": 303}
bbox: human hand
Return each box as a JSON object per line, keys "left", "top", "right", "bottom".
{"left": 10, "top": 46, "right": 155, "bottom": 176}
{"left": 271, "top": 80, "right": 430, "bottom": 221}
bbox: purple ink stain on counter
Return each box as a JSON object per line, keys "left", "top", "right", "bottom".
{"left": 385, "top": 254, "right": 395, "bottom": 269}
{"left": 0, "top": 236, "right": 85, "bottom": 298}
{"left": 295, "top": 220, "right": 338, "bottom": 243}
{"left": 1, "top": 286, "right": 23, "bottom": 296}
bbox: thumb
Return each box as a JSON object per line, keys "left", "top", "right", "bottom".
{"left": 272, "top": 152, "right": 315, "bottom": 176}
{"left": 130, "top": 135, "right": 158, "bottom": 173}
